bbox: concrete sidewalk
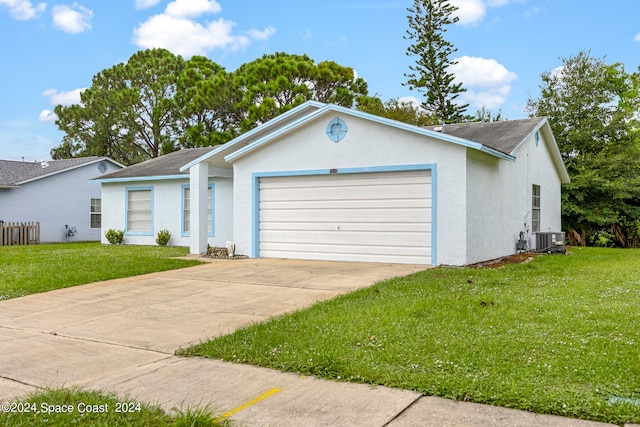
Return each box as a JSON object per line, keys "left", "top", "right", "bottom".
{"left": 0, "top": 259, "right": 622, "bottom": 426}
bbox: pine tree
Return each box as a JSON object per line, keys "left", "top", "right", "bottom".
{"left": 404, "top": 0, "right": 468, "bottom": 123}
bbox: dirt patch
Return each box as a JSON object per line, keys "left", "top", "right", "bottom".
{"left": 470, "top": 252, "right": 537, "bottom": 269}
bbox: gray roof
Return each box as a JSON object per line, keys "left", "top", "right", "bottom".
{"left": 96, "top": 147, "right": 216, "bottom": 180}
{"left": 426, "top": 117, "right": 546, "bottom": 155}
{"left": 0, "top": 157, "right": 113, "bottom": 187}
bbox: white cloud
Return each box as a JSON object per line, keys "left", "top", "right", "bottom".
{"left": 52, "top": 3, "right": 92, "bottom": 33}
{"left": 245, "top": 26, "right": 276, "bottom": 40}
{"left": 634, "top": 33, "right": 640, "bottom": 43}
{"left": 165, "top": 0, "right": 221, "bottom": 18}
{"left": 38, "top": 109, "right": 57, "bottom": 123}
{"left": 134, "top": 0, "right": 160, "bottom": 9}
{"left": 39, "top": 87, "right": 85, "bottom": 123}
{"left": 42, "top": 88, "right": 85, "bottom": 105}
{"left": 132, "top": 2, "right": 275, "bottom": 57}
{"left": 449, "top": 56, "right": 517, "bottom": 109}
{"left": 451, "top": 0, "right": 524, "bottom": 26}
{"left": 450, "top": 0, "right": 485, "bottom": 26}
{"left": 0, "top": 0, "right": 46, "bottom": 20}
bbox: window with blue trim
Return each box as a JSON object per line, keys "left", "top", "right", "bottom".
{"left": 126, "top": 187, "right": 153, "bottom": 234}
{"left": 182, "top": 185, "right": 214, "bottom": 236}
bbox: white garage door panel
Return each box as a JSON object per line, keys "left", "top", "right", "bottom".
{"left": 261, "top": 229, "right": 430, "bottom": 246}
{"left": 261, "top": 222, "right": 432, "bottom": 233}
{"left": 260, "top": 208, "right": 431, "bottom": 223}
{"left": 261, "top": 242, "right": 431, "bottom": 257}
{"left": 260, "top": 184, "right": 429, "bottom": 202}
{"left": 259, "top": 171, "right": 432, "bottom": 265}
{"left": 260, "top": 248, "right": 431, "bottom": 264}
{"left": 261, "top": 198, "right": 431, "bottom": 210}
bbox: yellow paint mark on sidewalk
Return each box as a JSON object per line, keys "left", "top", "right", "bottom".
{"left": 215, "top": 387, "right": 281, "bottom": 421}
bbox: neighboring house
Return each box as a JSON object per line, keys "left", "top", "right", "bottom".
{"left": 0, "top": 157, "right": 123, "bottom": 242}
{"left": 96, "top": 101, "right": 569, "bottom": 266}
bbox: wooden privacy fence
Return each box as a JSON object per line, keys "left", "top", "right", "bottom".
{"left": 0, "top": 222, "right": 40, "bottom": 246}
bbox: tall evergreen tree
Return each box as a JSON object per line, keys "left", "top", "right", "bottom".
{"left": 404, "top": 0, "right": 468, "bottom": 123}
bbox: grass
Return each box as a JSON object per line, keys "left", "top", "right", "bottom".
{"left": 0, "top": 242, "right": 202, "bottom": 300}
{"left": 180, "top": 247, "right": 640, "bottom": 425}
{"left": 0, "top": 387, "right": 230, "bottom": 426}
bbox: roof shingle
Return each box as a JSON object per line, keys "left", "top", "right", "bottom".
{"left": 96, "top": 147, "right": 216, "bottom": 180}
{"left": 426, "top": 117, "right": 545, "bottom": 155}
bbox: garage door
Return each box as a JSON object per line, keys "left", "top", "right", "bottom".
{"left": 258, "top": 170, "right": 432, "bottom": 264}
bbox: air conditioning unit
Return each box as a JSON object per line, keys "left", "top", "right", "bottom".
{"left": 535, "top": 232, "right": 566, "bottom": 254}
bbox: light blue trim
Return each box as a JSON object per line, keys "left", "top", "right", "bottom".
{"left": 326, "top": 117, "right": 347, "bottom": 142}
{"left": 179, "top": 100, "right": 326, "bottom": 172}
{"left": 251, "top": 164, "right": 438, "bottom": 265}
{"left": 95, "top": 174, "right": 188, "bottom": 183}
{"left": 125, "top": 186, "right": 154, "bottom": 236}
{"left": 181, "top": 183, "right": 215, "bottom": 237}
{"left": 225, "top": 103, "right": 516, "bottom": 163}
{"left": 510, "top": 118, "right": 546, "bottom": 155}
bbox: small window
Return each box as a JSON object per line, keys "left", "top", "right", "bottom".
{"left": 532, "top": 185, "right": 541, "bottom": 233}
{"left": 127, "top": 188, "right": 152, "bottom": 234}
{"left": 182, "top": 186, "right": 213, "bottom": 235}
{"left": 90, "top": 198, "right": 101, "bottom": 229}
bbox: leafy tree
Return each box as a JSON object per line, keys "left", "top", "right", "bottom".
{"left": 53, "top": 50, "right": 369, "bottom": 164}
{"left": 233, "top": 52, "right": 368, "bottom": 131}
{"left": 53, "top": 64, "right": 146, "bottom": 165}
{"left": 53, "top": 49, "right": 184, "bottom": 164}
{"left": 526, "top": 51, "right": 640, "bottom": 246}
{"left": 357, "top": 96, "right": 438, "bottom": 126}
{"left": 472, "top": 106, "right": 503, "bottom": 122}
{"left": 176, "top": 56, "right": 239, "bottom": 148}
{"left": 404, "top": 0, "right": 468, "bottom": 123}
{"left": 124, "top": 48, "right": 184, "bottom": 157}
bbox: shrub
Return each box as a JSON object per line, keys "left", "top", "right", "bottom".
{"left": 105, "top": 229, "right": 124, "bottom": 245}
{"left": 156, "top": 229, "right": 171, "bottom": 246}
{"left": 589, "top": 229, "right": 617, "bottom": 248}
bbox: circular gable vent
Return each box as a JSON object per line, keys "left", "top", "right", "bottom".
{"left": 326, "top": 117, "right": 347, "bottom": 143}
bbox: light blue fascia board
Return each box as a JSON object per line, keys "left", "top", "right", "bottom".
{"left": 225, "top": 103, "right": 514, "bottom": 163}
{"left": 250, "top": 164, "right": 438, "bottom": 265}
{"left": 510, "top": 119, "right": 546, "bottom": 155}
{"left": 508, "top": 118, "right": 569, "bottom": 183}
{"left": 181, "top": 183, "right": 215, "bottom": 237}
{"left": 479, "top": 146, "right": 516, "bottom": 162}
{"left": 124, "top": 185, "right": 154, "bottom": 236}
{"left": 96, "top": 174, "right": 188, "bottom": 184}
{"left": 180, "top": 100, "right": 326, "bottom": 172}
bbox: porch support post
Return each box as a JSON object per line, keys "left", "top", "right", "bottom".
{"left": 189, "top": 162, "right": 208, "bottom": 254}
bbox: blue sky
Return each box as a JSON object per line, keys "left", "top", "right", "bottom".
{"left": 1, "top": 0, "right": 639, "bottom": 162}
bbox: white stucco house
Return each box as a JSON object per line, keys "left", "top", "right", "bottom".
{"left": 96, "top": 101, "right": 569, "bottom": 266}
{"left": 0, "top": 157, "right": 122, "bottom": 242}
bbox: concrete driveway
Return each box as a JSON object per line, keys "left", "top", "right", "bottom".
{"left": 0, "top": 258, "right": 428, "bottom": 424}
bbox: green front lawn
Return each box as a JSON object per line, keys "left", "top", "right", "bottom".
{"left": 0, "top": 242, "right": 202, "bottom": 300}
{"left": 0, "top": 387, "right": 229, "bottom": 426}
{"left": 180, "top": 248, "right": 640, "bottom": 425}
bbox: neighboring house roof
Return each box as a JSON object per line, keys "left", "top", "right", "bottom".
{"left": 96, "top": 147, "right": 216, "bottom": 181}
{"left": 0, "top": 157, "right": 123, "bottom": 188}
